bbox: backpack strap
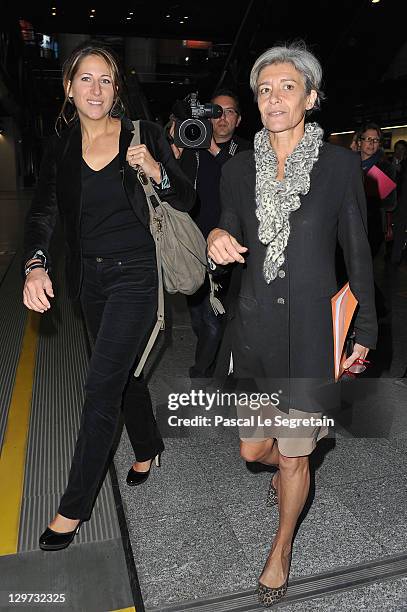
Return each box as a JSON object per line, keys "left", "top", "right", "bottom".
{"left": 131, "top": 120, "right": 165, "bottom": 377}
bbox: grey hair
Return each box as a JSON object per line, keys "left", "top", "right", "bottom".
{"left": 250, "top": 41, "right": 325, "bottom": 113}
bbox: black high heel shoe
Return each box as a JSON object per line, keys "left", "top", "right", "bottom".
{"left": 126, "top": 453, "right": 161, "bottom": 486}
{"left": 39, "top": 521, "right": 82, "bottom": 551}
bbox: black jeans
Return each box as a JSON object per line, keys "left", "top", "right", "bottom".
{"left": 58, "top": 254, "right": 164, "bottom": 520}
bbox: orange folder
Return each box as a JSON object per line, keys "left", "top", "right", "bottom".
{"left": 331, "top": 283, "right": 358, "bottom": 381}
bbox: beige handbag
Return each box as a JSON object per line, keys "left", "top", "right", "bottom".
{"left": 131, "top": 120, "right": 224, "bottom": 376}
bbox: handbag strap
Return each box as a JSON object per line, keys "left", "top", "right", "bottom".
{"left": 131, "top": 120, "right": 224, "bottom": 375}
{"left": 131, "top": 120, "right": 165, "bottom": 377}
{"left": 130, "top": 120, "right": 165, "bottom": 211}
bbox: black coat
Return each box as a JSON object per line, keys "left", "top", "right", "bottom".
{"left": 178, "top": 135, "right": 252, "bottom": 238}
{"left": 217, "top": 142, "right": 378, "bottom": 413}
{"left": 178, "top": 134, "right": 252, "bottom": 187}
{"left": 23, "top": 117, "right": 195, "bottom": 299}
{"left": 362, "top": 153, "right": 397, "bottom": 258}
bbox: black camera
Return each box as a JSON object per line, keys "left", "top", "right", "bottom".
{"left": 172, "top": 93, "right": 223, "bottom": 149}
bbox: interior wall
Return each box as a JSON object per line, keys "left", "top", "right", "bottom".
{"left": 0, "top": 118, "right": 18, "bottom": 191}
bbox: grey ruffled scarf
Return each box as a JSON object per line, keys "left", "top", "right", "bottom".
{"left": 254, "top": 122, "right": 324, "bottom": 283}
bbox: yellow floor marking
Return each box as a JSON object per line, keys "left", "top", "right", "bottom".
{"left": 108, "top": 608, "right": 136, "bottom": 612}
{"left": 0, "top": 311, "right": 40, "bottom": 555}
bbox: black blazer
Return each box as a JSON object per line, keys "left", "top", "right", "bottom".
{"left": 23, "top": 117, "right": 196, "bottom": 299}
{"left": 178, "top": 134, "right": 252, "bottom": 187}
{"left": 216, "top": 142, "right": 378, "bottom": 410}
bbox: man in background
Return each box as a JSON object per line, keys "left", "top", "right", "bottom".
{"left": 170, "top": 89, "right": 251, "bottom": 377}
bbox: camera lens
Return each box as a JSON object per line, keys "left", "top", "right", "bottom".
{"left": 184, "top": 123, "right": 202, "bottom": 142}
{"left": 179, "top": 119, "right": 207, "bottom": 147}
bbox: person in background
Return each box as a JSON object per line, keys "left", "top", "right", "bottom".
{"left": 390, "top": 139, "right": 407, "bottom": 189}
{"left": 391, "top": 156, "right": 407, "bottom": 265}
{"left": 357, "top": 123, "right": 396, "bottom": 312}
{"left": 170, "top": 89, "right": 251, "bottom": 378}
{"left": 357, "top": 123, "right": 397, "bottom": 248}
{"left": 349, "top": 130, "right": 361, "bottom": 151}
{"left": 389, "top": 140, "right": 407, "bottom": 265}
{"left": 22, "top": 42, "right": 195, "bottom": 551}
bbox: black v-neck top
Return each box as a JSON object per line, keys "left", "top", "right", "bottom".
{"left": 81, "top": 154, "right": 154, "bottom": 257}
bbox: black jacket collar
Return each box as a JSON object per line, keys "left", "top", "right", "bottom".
{"left": 59, "top": 116, "right": 135, "bottom": 164}
{"left": 55, "top": 117, "right": 137, "bottom": 215}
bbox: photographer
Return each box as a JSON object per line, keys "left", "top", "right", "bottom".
{"left": 169, "top": 89, "right": 251, "bottom": 377}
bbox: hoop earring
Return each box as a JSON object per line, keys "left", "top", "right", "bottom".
{"left": 109, "top": 97, "right": 125, "bottom": 118}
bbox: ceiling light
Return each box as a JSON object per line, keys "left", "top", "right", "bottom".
{"left": 331, "top": 124, "right": 407, "bottom": 136}
{"left": 91, "top": 8, "right": 96, "bottom": 12}
{"left": 381, "top": 124, "right": 407, "bottom": 130}
{"left": 52, "top": 12, "right": 56, "bottom": 16}
{"left": 126, "top": 16, "right": 131, "bottom": 20}
{"left": 371, "top": 0, "right": 380, "bottom": 3}
{"left": 180, "top": 20, "right": 184, "bottom": 24}
{"left": 166, "top": 14, "right": 170, "bottom": 17}
{"left": 90, "top": 14, "right": 94, "bottom": 18}
{"left": 330, "top": 131, "right": 354, "bottom": 135}
{"left": 129, "top": 12, "right": 134, "bottom": 15}
{"left": 184, "top": 16, "right": 189, "bottom": 18}
{"left": 185, "top": 56, "right": 189, "bottom": 61}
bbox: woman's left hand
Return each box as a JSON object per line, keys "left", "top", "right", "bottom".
{"left": 126, "top": 145, "right": 161, "bottom": 183}
{"left": 342, "top": 343, "right": 369, "bottom": 370}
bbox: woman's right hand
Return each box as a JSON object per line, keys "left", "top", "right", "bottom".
{"left": 23, "top": 269, "right": 54, "bottom": 313}
{"left": 207, "top": 228, "right": 248, "bottom": 265}
{"left": 168, "top": 120, "right": 183, "bottom": 159}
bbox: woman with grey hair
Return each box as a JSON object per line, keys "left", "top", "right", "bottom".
{"left": 208, "top": 42, "right": 377, "bottom": 606}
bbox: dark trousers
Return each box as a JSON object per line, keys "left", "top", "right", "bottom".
{"left": 367, "top": 217, "right": 388, "bottom": 317}
{"left": 58, "top": 255, "right": 164, "bottom": 520}
{"left": 391, "top": 203, "right": 407, "bottom": 264}
{"left": 187, "top": 276, "right": 229, "bottom": 377}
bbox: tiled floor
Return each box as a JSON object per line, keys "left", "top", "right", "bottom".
{"left": 279, "top": 576, "right": 407, "bottom": 612}
{"left": 114, "top": 253, "right": 407, "bottom": 610}
{"left": 2, "top": 189, "right": 407, "bottom": 609}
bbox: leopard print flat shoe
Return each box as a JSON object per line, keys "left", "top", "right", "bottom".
{"left": 266, "top": 471, "right": 279, "bottom": 507}
{"left": 257, "top": 552, "right": 291, "bottom": 607}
